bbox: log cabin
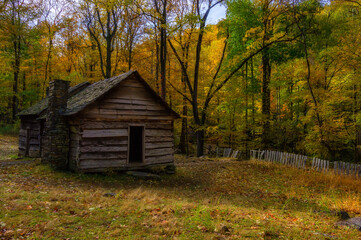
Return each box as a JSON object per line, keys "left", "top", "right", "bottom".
{"left": 18, "top": 70, "right": 179, "bottom": 172}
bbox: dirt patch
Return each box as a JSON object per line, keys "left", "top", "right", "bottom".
{"left": 0, "top": 135, "right": 18, "bottom": 161}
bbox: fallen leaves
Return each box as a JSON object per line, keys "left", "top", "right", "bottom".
{"left": 0, "top": 155, "right": 360, "bottom": 239}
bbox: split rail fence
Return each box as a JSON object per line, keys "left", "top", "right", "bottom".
{"left": 250, "top": 150, "right": 361, "bottom": 179}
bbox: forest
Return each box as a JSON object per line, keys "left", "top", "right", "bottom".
{"left": 1, "top": 0, "right": 361, "bottom": 162}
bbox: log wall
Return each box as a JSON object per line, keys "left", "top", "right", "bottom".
{"left": 69, "top": 77, "right": 176, "bottom": 172}
{"left": 78, "top": 78, "right": 175, "bottom": 121}
{"left": 19, "top": 118, "right": 42, "bottom": 157}
{"left": 70, "top": 120, "right": 174, "bottom": 172}
{"left": 68, "top": 125, "right": 80, "bottom": 171}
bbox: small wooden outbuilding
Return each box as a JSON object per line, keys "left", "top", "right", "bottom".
{"left": 18, "top": 70, "right": 179, "bottom": 172}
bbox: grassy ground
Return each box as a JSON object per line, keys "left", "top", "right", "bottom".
{"left": 0, "top": 135, "right": 19, "bottom": 161}
{"left": 0, "top": 138, "right": 361, "bottom": 239}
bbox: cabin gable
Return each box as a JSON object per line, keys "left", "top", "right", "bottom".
{"left": 77, "top": 76, "right": 176, "bottom": 121}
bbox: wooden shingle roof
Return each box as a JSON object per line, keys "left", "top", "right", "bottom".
{"left": 18, "top": 70, "right": 180, "bottom": 118}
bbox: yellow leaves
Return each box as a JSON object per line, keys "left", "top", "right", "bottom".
{"left": 244, "top": 27, "right": 262, "bottom": 40}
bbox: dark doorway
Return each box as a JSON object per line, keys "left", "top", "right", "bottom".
{"left": 129, "top": 126, "right": 144, "bottom": 163}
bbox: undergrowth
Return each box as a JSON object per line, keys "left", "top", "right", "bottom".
{"left": 0, "top": 122, "right": 20, "bottom": 136}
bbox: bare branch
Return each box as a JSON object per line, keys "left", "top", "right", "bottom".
{"left": 168, "top": 81, "right": 193, "bottom": 104}
{"left": 167, "top": 38, "right": 194, "bottom": 96}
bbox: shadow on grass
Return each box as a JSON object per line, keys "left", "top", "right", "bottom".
{"left": 7, "top": 159, "right": 335, "bottom": 217}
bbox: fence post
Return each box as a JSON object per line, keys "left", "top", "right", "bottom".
{"left": 317, "top": 159, "right": 320, "bottom": 171}
{"left": 312, "top": 158, "right": 315, "bottom": 169}
{"left": 302, "top": 155, "right": 305, "bottom": 168}
{"left": 326, "top": 161, "right": 330, "bottom": 172}
{"left": 346, "top": 163, "right": 350, "bottom": 176}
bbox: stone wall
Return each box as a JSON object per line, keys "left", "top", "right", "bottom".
{"left": 42, "top": 79, "right": 70, "bottom": 170}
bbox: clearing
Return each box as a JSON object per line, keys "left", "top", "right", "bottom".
{"left": 0, "top": 135, "right": 18, "bottom": 161}
{"left": 0, "top": 136, "right": 360, "bottom": 239}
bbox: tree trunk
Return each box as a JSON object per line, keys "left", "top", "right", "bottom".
{"left": 155, "top": 0, "right": 167, "bottom": 100}
{"left": 12, "top": 34, "right": 20, "bottom": 123}
{"left": 43, "top": 35, "right": 53, "bottom": 98}
{"left": 155, "top": 40, "right": 160, "bottom": 94}
{"left": 21, "top": 72, "right": 26, "bottom": 107}
{"left": 261, "top": 48, "right": 271, "bottom": 148}
{"left": 245, "top": 62, "right": 249, "bottom": 158}
{"left": 251, "top": 57, "right": 255, "bottom": 139}
{"left": 160, "top": 19, "right": 167, "bottom": 100}
{"left": 179, "top": 99, "right": 188, "bottom": 154}
{"left": 128, "top": 48, "right": 132, "bottom": 70}
{"left": 106, "top": 36, "right": 112, "bottom": 79}
{"left": 196, "top": 129, "right": 204, "bottom": 157}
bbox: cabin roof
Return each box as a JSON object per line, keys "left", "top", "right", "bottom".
{"left": 18, "top": 70, "right": 180, "bottom": 118}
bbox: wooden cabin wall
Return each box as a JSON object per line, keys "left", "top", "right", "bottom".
{"left": 76, "top": 121, "right": 129, "bottom": 172}
{"left": 68, "top": 124, "right": 80, "bottom": 171}
{"left": 70, "top": 120, "right": 174, "bottom": 172}
{"left": 78, "top": 77, "right": 176, "bottom": 121}
{"left": 19, "top": 118, "right": 42, "bottom": 157}
{"left": 144, "top": 122, "right": 174, "bottom": 164}
{"left": 69, "top": 77, "right": 176, "bottom": 172}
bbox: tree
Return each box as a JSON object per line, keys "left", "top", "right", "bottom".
{"left": 0, "top": 0, "right": 39, "bottom": 122}
{"left": 82, "top": 0, "right": 125, "bottom": 79}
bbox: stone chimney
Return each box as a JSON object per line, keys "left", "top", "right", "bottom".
{"left": 42, "top": 79, "right": 70, "bottom": 170}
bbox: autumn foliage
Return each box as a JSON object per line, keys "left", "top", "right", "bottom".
{"left": 1, "top": 0, "right": 361, "bottom": 160}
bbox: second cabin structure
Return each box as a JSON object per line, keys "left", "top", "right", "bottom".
{"left": 18, "top": 70, "right": 179, "bottom": 172}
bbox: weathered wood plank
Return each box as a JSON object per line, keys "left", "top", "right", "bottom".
{"left": 79, "top": 159, "right": 127, "bottom": 168}
{"left": 29, "top": 145, "right": 39, "bottom": 151}
{"left": 109, "top": 85, "right": 153, "bottom": 99}
{"left": 119, "top": 79, "right": 144, "bottom": 87}
{"left": 145, "top": 148, "right": 174, "bottom": 157}
{"left": 101, "top": 103, "right": 166, "bottom": 111}
{"left": 145, "top": 124, "right": 172, "bottom": 130}
{"left": 82, "top": 121, "right": 128, "bottom": 129}
{"left": 223, "top": 148, "right": 232, "bottom": 157}
{"left": 80, "top": 121, "right": 172, "bottom": 130}
{"left": 145, "top": 129, "right": 172, "bottom": 137}
{"left": 78, "top": 113, "right": 175, "bottom": 120}
{"left": 80, "top": 146, "right": 128, "bottom": 153}
{"left": 19, "top": 129, "right": 39, "bottom": 138}
{"left": 20, "top": 138, "right": 39, "bottom": 146}
{"left": 29, "top": 138, "right": 39, "bottom": 145}
{"left": 96, "top": 108, "right": 171, "bottom": 116}
{"left": 19, "top": 145, "right": 26, "bottom": 150}
{"left": 81, "top": 137, "right": 128, "bottom": 146}
{"left": 21, "top": 122, "right": 40, "bottom": 130}
{"left": 145, "top": 155, "right": 173, "bottom": 163}
{"left": 231, "top": 150, "right": 239, "bottom": 158}
{"left": 82, "top": 129, "right": 128, "bottom": 138}
{"left": 145, "top": 142, "right": 173, "bottom": 149}
{"left": 79, "top": 152, "right": 127, "bottom": 160}
{"left": 145, "top": 136, "right": 173, "bottom": 143}
{"left": 104, "top": 98, "right": 160, "bottom": 106}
